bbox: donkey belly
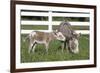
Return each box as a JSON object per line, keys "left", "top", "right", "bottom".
{"left": 35, "top": 40, "right": 46, "bottom": 44}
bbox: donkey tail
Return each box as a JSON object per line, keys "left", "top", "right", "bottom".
{"left": 23, "top": 35, "right": 29, "bottom": 42}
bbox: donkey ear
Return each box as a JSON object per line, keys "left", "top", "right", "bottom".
{"left": 72, "top": 31, "right": 81, "bottom": 39}
{"left": 77, "top": 33, "right": 81, "bottom": 38}
{"left": 72, "top": 31, "right": 77, "bottom": 36}
{"left": 75, "top": 33, "right": 81, "bottom": 39}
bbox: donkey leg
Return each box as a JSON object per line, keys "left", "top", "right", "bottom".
{"left": 28, "top": 41, "right": 36, "bottom": 53}
{"left": 67, "top": 41, "right": 72, "bottom": 53}
{"left": 28, "top": 43, "right": 33, "bottom": 53}
{"left": 32, "top": 42, "right": 37, "bottom": 53}
{"left": 61, "top": 42, "right": 65, "bottom": 53}
{"left": 45, "top": 43, "right": 49, "bottom": 54}
{"left": 62, "top": 41, "right": 67, "bottom": 52}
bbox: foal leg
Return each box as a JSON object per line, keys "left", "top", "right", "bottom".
{"left": 61, "top": 41, "right": 67, "bottom": 52}
{"left": 32, "top": 42, "right": 37, "bottom": 53}
{"left": 28, "top": 43, "right": 33, "bottom": 53}
{"left": 28, "top": 41, "right": 36, "bottom": 53}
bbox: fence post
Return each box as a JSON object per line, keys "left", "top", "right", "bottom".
{"left": 48, "top": 11, "right": 52, "bottom": 32}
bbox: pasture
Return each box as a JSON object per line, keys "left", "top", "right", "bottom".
{"left": 21, "top": 34, "right": 89, "bottom": 63}
{"left": 20, "top": 9, "right": 90, "bottom": 63}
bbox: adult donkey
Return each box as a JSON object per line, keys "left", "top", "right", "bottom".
{"left": 58, "top": 21, "right": 81, "bottom": 54}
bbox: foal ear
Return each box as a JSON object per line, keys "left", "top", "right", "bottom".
{"left": 53, "top": 30, "right": 57, "bottom": 35}
{"left": 55, "top": 30, "right": 58, "bottom": 32}
{"left": 53, "top": 30, "right": 59, "bottom": 35}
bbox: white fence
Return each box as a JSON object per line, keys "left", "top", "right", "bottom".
{"left": 21, "top": 12, "right": 90, "bottom": 17}
{"left": 21, "top": 11, "right": 90, "bottom": 34}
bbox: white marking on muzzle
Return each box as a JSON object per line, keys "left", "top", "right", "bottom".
{"left": 73, "top": 39, "right": 79, "bottom": 54}
{"left": 57, "top": 32, "right": 66, "bottom": 41}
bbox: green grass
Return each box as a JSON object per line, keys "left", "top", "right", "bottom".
{"left": 52, "top": 25, "right": 89, "bottom": 30}
{"left": 21, "top": 25, "right": 48, "bottom": 30}
{"left": 21, "top": 25, "right": 89, "bottom": 30}
{"left": 21, "top": 34, "right": 89, "bottom": 63}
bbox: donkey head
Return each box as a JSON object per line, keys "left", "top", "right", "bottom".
{"left": 69, "top": 32, "right": 81, "bottom": 54}
{"left": 53, "top": 30, "right": 66, "bottom": 41}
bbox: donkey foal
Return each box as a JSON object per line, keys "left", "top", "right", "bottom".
{"left": 24, "top": 31, "right": 65, "bottom": 54}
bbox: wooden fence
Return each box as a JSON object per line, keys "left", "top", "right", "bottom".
{"left": 21, "top": 11, "right": 89, "bottom": 34}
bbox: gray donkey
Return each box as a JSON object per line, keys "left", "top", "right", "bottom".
{"left": 58, "top": 21, "right": 81, "bottom": 54}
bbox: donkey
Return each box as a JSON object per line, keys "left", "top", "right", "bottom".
{"left": 58, "top": 21, "right": 81, "bottom": 54}
{"left": 24, "top": 31, "right": 65, "bottom": 53}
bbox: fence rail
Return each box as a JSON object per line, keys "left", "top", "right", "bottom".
{"left": 21, "top": 12, "right": 90, "bottom": 17}
{"left": 21, "top": 21, "right": 89, "bottom": 26}
{"left": 21, "top": 21, "right": 89, "bottom": 34}
{"left": 21, "top": 30, "right": 89, "bottom": 34}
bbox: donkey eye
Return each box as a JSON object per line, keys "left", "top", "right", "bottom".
{"left": 59, "top": 35, "right": 62, "bottom": 38}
